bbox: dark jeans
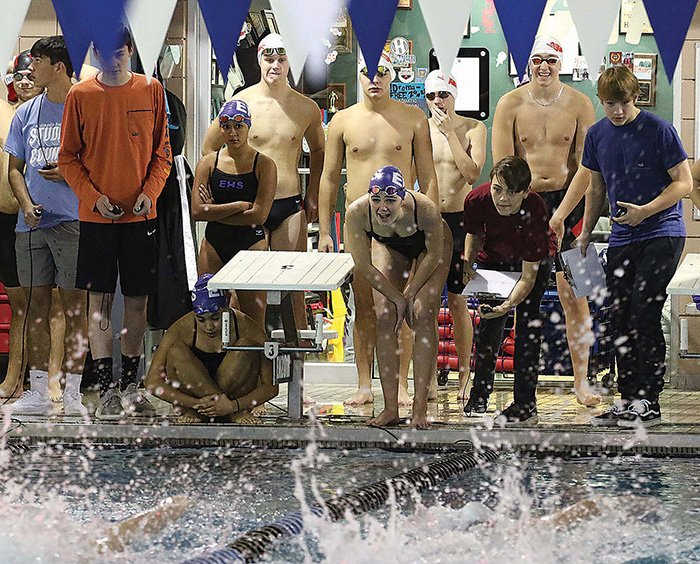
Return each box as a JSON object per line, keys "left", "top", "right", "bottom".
{"left": 606, "top": 236, "right": 684, "bottom": 403}
{"left": 470, "top": 258, "right": 553, "bottom": 408}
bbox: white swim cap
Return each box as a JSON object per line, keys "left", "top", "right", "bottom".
{"left": 530, "top": 35, "right": 564, "bottom": 59}
{"left": 358, "top": 50, "right": 396, "bottom": 80}
{"left": 257, "top": 33, "right": 286, "bottom": 64}
{"left": 425, "top": 70, "right": 458, "bottom": 99}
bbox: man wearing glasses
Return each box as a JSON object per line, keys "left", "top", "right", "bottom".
{"left": 492, "top": 35, "right": 600, "bottom": 408}
{"left": 318, "top": 51, "right": 439, "bottom": 406}
{"left": 425, "top": 70, "right": 486, "bottom": 400}
{"left": 202, "top": 33, "right": 325, "bottom": 341}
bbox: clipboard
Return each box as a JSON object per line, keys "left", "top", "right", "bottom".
{"left": 559, "top": 244, "right": 607, "bottom": 298}
{"left": 461, "top": 270, "right": 520, "bottom": 299}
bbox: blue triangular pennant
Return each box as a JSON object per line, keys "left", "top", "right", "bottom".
{"left": 52, "top": 0, "right": 92, "bottom": 77}
{"left": 89, "top": 0, "right": 128, "bottom": 54}
{"left": 643, "top": 0, "right": 698, "bottom": 81}
{"left": 493, "top": 0, "right": 548, "bottom": 77}
{"left": 347, "top": 0, "right": 399, "bottom": 80}
{"left": 199, "top": 0, "right": 251, "bottom": 84}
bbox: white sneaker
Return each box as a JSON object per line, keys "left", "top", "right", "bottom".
{"left": 2, "top": 390, "right": 57, "bottom": 416}
{"left": 63, "top": 391, "right": 89, "bottom": 418}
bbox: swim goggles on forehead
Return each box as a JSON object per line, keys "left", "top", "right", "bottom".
{"left": 368, "top": 184, "right": 405, "bottom": 198}
{"left": 426, "top": 91, "right": 451, "bottom": 100}
{"left": 260, "top": 47, "right": 286, "bottom": 57}
{"left": 530, "top": 55, "right": 560, "bottom": 66}
{"left": 219, "top": 113, "right": 247, "bottom": 125}
{"left": 359, "top": 65, "right": 391, "bottom": 78}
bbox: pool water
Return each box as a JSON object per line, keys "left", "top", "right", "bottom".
{"left": 1, "top": 446, "right": 699, "bottom": 563}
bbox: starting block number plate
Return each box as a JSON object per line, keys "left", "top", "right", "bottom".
{"left": 273, "top": 354, "right": 292, "bottom": 384}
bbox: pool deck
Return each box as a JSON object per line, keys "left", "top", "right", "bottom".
{"left": 5, "top": 381, "right": 700, "bottom": 456}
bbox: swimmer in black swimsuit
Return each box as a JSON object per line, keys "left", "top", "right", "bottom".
{"left": 192, "top": 99, "right": 277, "bottom": 327}
{"left": 345, "top": 166, "right": 452, "bottom": 429}
{"left": 144, "top": 274, "right": 278, "bottom": 423}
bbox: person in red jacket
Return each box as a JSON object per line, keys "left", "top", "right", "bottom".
{"left": 462, "top": 156, "right": 555, "bottom": 425}
{"left": 58, "top": 26, "right": 171, "bottom": 420}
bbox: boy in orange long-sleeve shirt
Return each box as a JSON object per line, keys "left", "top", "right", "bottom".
{"left": 59, "top": 26, "right": 171, "bottom": 419}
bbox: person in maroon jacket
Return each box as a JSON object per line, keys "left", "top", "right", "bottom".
{"left": 462, "top": 156, "right": 555, "bottom": 424}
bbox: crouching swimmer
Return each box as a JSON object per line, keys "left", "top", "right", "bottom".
{"left": 145, "top": 274, "right": 278, "bottom": 423}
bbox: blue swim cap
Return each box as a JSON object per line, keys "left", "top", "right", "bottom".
{"left": 218, "top": 99, "right": 252, "bottom": 128}
{"left": 368, "top": 165, "right": 406, "bottom": 199}
{"left": 191, "top": 274, "right": 228, "bottom": 314}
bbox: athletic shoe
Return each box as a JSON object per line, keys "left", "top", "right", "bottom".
{"left": 617, "top": 399, "right": 661, "bottom": 428}
{"left": 590, "top": 399, "right": 630, "bottom": 427}
{"left": 1, "top": 390, "right": 57, "bottom": 416}
{"left": 95, "top": 389, "right": 124, "bottom": 421}
{"left": 496, "top": 403, "right": 538, "bottom": 426}
{"left": 121, "top": 383, "right": 157, "bottom": 417}
{"left": 463, "top": 395, "right": 488, "bottom": 416}
{"left": 62, "top": 391, "right": 89, "bottom": 418}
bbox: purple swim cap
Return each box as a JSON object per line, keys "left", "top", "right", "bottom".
{"left": 191, "top": 274, "right": 228, "bottom": 314}
{"left": 219, "top": 99, "right": 252, "bottom": 128}
{"left": 368, "top": 165, "right": 406, "bottom": 199}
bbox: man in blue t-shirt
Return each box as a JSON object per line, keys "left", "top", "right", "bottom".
{"left": 3, "top": 37, "right": 87, "bottom": 418}
{"left": 552, "top": 66, "right": 692, "bottom": 427}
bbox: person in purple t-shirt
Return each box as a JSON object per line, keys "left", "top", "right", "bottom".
{"left": 462, "top": 156, "right": 555, "bottom": 425}
{"left": 550, "top": 66, "right": 692, "bottom": 427}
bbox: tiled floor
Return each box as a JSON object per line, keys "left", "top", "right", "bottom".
{"left": 271, "top": 379, "right": 700, "bottom": 431}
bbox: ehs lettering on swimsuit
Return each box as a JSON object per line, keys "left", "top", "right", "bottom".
{"left": 218, "top": 179, "right": 245, "bottom": 190}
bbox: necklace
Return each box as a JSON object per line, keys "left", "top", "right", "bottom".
{"left": 527, "top": 84, "right": 564, "bottom": 107}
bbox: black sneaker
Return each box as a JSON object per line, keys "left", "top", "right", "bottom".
{"left": 591, "top": 399, "right": 630, "bottom": 427}
{"left": 496, "top": 403, "right": 538, "bottom": 426}
{"left": 463, "top": 395, "right": 488, "bottom": 417}
{"left": 617, "top": 399, "right": 661, "bottom": 428}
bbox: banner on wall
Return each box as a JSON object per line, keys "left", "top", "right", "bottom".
{"left": 418, "top": 0, "right": 474, "bottom": 75}
{"left": 643, "top": 0, "right": 698, "bottom": 81}
{"left": 127, "top": 0, "right": 178, "bottom": 82}
{"left": 347, "top": 0, "right": 399, "bottom": 80}
{"left": 568, "top": 0, "right": 622, "bottom": 81}
{"left": 198, "top": 0, "right": 251, "bottom": 83}
{"left": 493, "top": 0, "right": 548, "bottom": 77}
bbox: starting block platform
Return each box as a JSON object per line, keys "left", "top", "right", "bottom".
{"left": 209, "top": 251, "right": 354, "bottom": 419}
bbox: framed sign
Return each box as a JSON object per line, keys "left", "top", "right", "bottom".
{"left": 619, "top": 0, "right": 653, "bottom": 34}
{"left": 262, "top": 10, "right": 279, "bottom": 34}
{"left": 398, "top": 0, "right": 412, "bottom": 8}
{"left": 429, "top": 47, "right": 490, "bottom": 120}
{"left": 331, "top": 9, "right": 353, "bottom": 54}
{"left": 633, "top": 53, "right": 656, "bottom": 106}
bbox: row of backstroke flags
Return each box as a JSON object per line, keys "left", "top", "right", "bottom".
{"left": 0, "top": 1, "right": 696, "bottom": 87}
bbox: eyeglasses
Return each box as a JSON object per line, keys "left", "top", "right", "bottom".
{"left": 219, "top": 114, "right": 246, "bottom": 125}
{"left": 261, "top": 47, "right": 286, "bottom": 58}
{"left": 426, "top": 91, "right": 451, "bottom": 101}
{"left": 13, "top": 71, "right": 32, "bottom": 82}
{"left": 359, "top": 66, "right": 391, "bottom": 78}
{"left": 530, "top": 56, "right": 560, "bottom": 66}
{"left": 369, "top": 185, "right": 404, "bottom": 197}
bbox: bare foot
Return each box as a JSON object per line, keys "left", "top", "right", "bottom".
{"left": 251, "top": 404, "right": 267, "bottom": 417}
{"left": 48, "top": 373, "right": 63, "bottom": 403}
{"left": 408, "top": 412, "right": 431, "bottom": 429}
{"left": 427, "top": 377, "right": 438, "bottom": 401}
{"left": 177, "top": 408, "right": 207, "bottom": 424}
{"left": 457, "top": 374, "right": 470, "bottom": 401}
{"left": 231, "top": 410, "right": 261, "bottom": 425}
{"left": 344, "top": 389, "right": 374, "bottom": 406}
{"left": 367, "top": 409, "right": 401, "bottom": 427}
{"left": 575, "top": 381, "right": 602, "bottom": 407}
{"left": 0, "top": 379, "right": 22, "bottom": 399}
{"left": 398, "top": 385, "right": 412, "bottom": 406}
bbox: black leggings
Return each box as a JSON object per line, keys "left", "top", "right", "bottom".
{"left": 606, "top": 237, "right": 684, "bottom": 403}
{"left": 469, "top": 257, "right": 553, "bottom": 408}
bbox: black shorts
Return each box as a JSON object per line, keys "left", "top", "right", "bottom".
{"left": 264, "top": 195, "right": 303, "bottom": 232}
{"left": 0, "top": 212, "right": 19, "bottom": 288}
{"left": 442, "top": 211, "right": 465, "bottom": 294}
{"left": 539, "top": 188, "right": 585, "bottom": 272}
{"left": 205, "top": 222, "right": 265, "bottom": 264}
{"left": 76, "top": 221, "right": 156, "bottom": 296}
